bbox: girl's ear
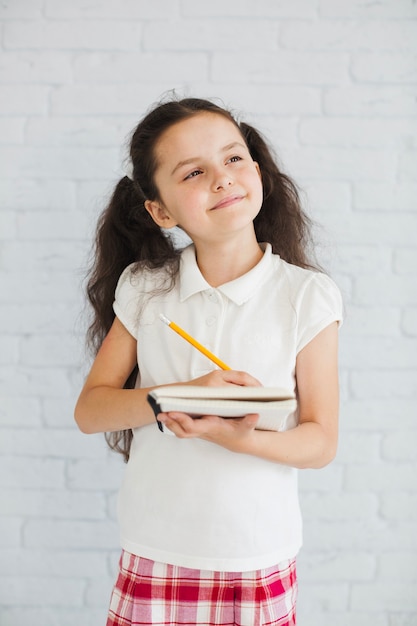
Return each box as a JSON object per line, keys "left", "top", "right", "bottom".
{"left": 144, "top": 199, "right": 178, "bottom": 228}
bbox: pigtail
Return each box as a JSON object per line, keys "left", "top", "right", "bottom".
{"left": 240, "top": 122, "right": 318, "bottom": 270}
{"left": 86, "top": 176, "right": 177, "bottom": 356}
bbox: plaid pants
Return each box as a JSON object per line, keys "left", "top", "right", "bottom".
{"left": 106, "top": 550, "right": 297, "bottom": 626}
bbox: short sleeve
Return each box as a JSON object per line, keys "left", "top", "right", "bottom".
{"left": 296, "top": 273, "right": 343, "bottom": 354}
{"left": 113, "top": 264, "right": 142, "bottom": 338}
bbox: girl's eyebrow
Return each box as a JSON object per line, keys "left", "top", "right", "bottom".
{"left": 170, "top": 141, "right": 247, "bottom": 176}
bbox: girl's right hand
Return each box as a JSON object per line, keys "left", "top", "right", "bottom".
{"left": 187, "top": 369, "right": 263, "bottom": 388}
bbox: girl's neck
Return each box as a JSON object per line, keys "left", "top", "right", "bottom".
{"left": 193, "top": 236, "right": 264, "bottom": 287}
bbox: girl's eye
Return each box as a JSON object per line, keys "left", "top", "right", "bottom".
{"left": 228, "top": 155, "right": 242, "bottom": 163}
{"left": 184, "top": 169, "right": 202, "bottom": 180}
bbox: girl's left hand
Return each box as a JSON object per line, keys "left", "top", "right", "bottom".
{"left": 157, "top": 411, "right": 260, "bottom": 454}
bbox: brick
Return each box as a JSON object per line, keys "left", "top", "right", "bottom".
{"left": 73, "top": 52, "right": 209, "bottom": 83}
{"left": 284, "top": 147, "right": 395, "bottom": 182}
{"left": 0, "top": 270, "right": 79, "bottom": 304}
{"left": 381, "top": 431, "right": 417, "bottom": 462}
{"left": 50, "top": 84, "right": 165, "bottom": 115}
{"left": 394, "top": 249, "right": 417, "bottom": 274}
{"left": 0, "top": 118, "right": 25, "bottom": 143}
{"left": 18, "top": 334, "right": 78, "bottom": 366}
{"left": 351, "top": 370, "right": 416, "bottom": 399}
{"left": 84, "top": 575, "right": 115, "bottom": 607}
{"left": 324, "top": 86, "right": 417, "bottom": 116}
{"left": 0, "top": 336, "right": 19, "bottom": 365}
{"left": 0, "top": 147, "right": 119, "bottom": 180}
{"left": 354, "top": 182, "right": 417, "bottom": 211}
{"left": 0, "top": 364, "right": 72, "bottom": 397}
{"left": 346, "top": 463, "right": 417, "bottom": 492}
{"left": 380, "top": 493, "right": 417, "bottom": 521}
{"left": 1, "top": 241, "right": 89, "bottom": 272}
{"left": 299, "top": 117, "right": 417, "bottom": 148}
{"left": 323, "top": 213, "right": 417, "bottom": 247}
{"left": 351, "top": 582, "right": 417, "bottom": 612}
{"left": 0, "top": 457, "right": 66, "bottom": 489}
{"left": 281, "top": 19, "right": 417, "bottom": 51}
{"left": 26, "top": 116, "right": 136, "bottom": 147}
{"left": 0, "top": 0, "right": 43, "bottom": 18}
{"left": 108, "top": 493, "right": 119, "bottom": 521}
{"left": 0, "top": 428, "right": 107, "bottom": 459}
{"left": 336, "top": 432, "right": 382, "bottom": 464}
{"left": 67, "top": 457, "right": 124, "bottom": 490}
{"left": 45, "top": 0, "right": 178, "bottom": 19}
{"left": 216, "top": 84, "right": 321, "bottom": 115}
{"left": 344, "top": 336, "right": 417, "bottom": 368}
{"left": 354, "top": 275, "right": 417, "bottom": 305}
{"left": 296, "top": 613, "right": 388, "bottom": 626}
{"left": 305, "top": 520, "right": 417, "bottom": 550}
{"left": 352, "top": 52, "right": 417, "bottom": 84}
{"left": 319, "top": 0, "right": 417, "bottom": 19}
{"left": 0, "top": 85, "right": 48, "bottom": 115}
{"left": 2, "top": 489, "right": 107, "bottom": 519}
{"left": 42, "top": 395, "right": 86, "bottom": 428}
{"left": 0, "top": 51, "right": 72, "bottom": 83}
{"left": 3, "top": 304, "right": 80, "bottom": 336}
{"left": 0, "top": 396, "right": 42, "bottom": 427}
{"left": 0, "top": 608, "right": 107, "bottom": 626}
{"left": 252, "top": 116, "right": 299, "bottom": 151}
{"left": 0, "top": 548, "right": 108, "bottom": 577}
{"left": 0, "top": 518, "right": 22, "bottom": 548}
{"left": 180, "top": 0, "right": 317, "bottom": 18}
{"left": 403, "top": 308, "right": 417, "bottom": 336}
{"left": 4, "top": 20, "right": 142, "bottom": 51}
{"left": 0, "top": 576, "right": 85, "bottom": 607}
{"left": 0, "top": 211, "right": 16, "bottom": 239}
{"left": 301, "top": 181, "right": 351, "bottom": 212}
{"left": 211, "top": 51, "right": 348, "bottom": 85}
{"left": 295, "top": 581, "right": 349, "bottom": 611}
{"left": 341, "top": 399, "right": 416, "bottom": 431}
{"left": 334, "top": 247, "right": 391, "bottom": 275}
{"left": 399, "top": 149, "right": 417, "bottom": 181}
{"left": 24, "top": 520, "right": 119, "bottom": 549}
{"left": 301, "top": 492, "right": 379, "bottom": 521}
{"left": 298, "top": 550, "right": 376, "bottom": 581}
{"left": 143, "top": 19, "right": 278, "bottom": 51}
{"left": 0, "top": 180, "right": 76, "bottom": 210}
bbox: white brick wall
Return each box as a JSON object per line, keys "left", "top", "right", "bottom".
{"left": 1, "top": 1, "right": 416, "bottom": 624}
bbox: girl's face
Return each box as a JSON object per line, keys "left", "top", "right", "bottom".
{"left": 145, "top": 113, "right": 263, "bottom": 247}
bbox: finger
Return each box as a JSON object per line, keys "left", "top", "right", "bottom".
{"left": 241, "top": 413, "right": 260, "bottom": 429}
{"left": 222, "top": 371, "right": 263, "bottom": 387}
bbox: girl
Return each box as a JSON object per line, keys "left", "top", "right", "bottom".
{"left": 75, "top": 96, "right": 343, "bottom": 626}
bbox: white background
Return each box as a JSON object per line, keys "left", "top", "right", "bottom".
{"left": 1, "top": 1, "right": 416, "bottom": 624}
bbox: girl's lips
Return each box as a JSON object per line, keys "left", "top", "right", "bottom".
{"left": 211, "top": 195, "right": 244, "bottom": 210}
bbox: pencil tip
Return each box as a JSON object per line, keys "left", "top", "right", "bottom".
{"left": 159, "top": 313, "right": 170, "bottom": 325}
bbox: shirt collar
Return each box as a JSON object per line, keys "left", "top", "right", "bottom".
{"left": 179, "top": 243, "right": 275, "bottom": 306}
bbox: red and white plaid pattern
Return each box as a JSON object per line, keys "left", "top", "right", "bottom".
{"left": 106, "top": 551, "right": 297, "bottom": 626}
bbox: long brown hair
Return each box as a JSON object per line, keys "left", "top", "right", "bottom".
{"left": 85, "top": 96, "right": 318, "bottom": 461}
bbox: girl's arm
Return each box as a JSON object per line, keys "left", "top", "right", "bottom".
{"left": 74, "top": 317, "right": 155, "bottom": 434}
{"left": 158, "top": 321, "right": 340, "bottom": 469}
{"left": 74, "top": 317, "right": 262, "bottom": 434}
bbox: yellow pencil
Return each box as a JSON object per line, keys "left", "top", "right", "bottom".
{"left": 159, "top": 313, "right": 231, "bottom": 371}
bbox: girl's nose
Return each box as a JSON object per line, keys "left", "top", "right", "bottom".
{"left": 212, "top": 169, "right": 233, "bottom": 191}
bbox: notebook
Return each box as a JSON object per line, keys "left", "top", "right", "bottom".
{"left": 147, "top": 385, "right": 297, "bottom": 433}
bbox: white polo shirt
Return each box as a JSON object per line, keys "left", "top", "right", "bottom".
{"left": 113, "top": 243, "right": 343, "bottom": 572}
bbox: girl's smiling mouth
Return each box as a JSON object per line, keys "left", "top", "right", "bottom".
{"left": 211, "top": 194, "right": 245, "bottom": 210}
